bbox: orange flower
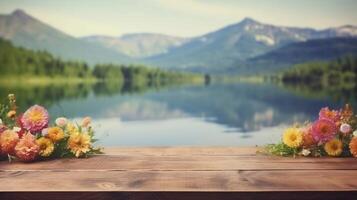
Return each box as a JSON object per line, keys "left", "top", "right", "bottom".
{"left": 324, "top": 139, "right": 343, "bottom": 157}
{"left": 0, "top": 130, "right": 19, "bottom": 155}
{"left": 349, "top": 137, "right": 357, "bottom": 157}
{"left": 14, "top": 133, "right": 39, "bottom": 162}
{"left": 301, "top": 125, "right": 315, "bottom": 148}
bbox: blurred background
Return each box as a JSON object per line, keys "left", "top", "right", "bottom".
{"left": 0, "top": 0, "right": 356, "bottom": 146}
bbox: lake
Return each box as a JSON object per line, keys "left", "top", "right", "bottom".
{"left": 1, "top": 81, "right": 355, "bottom": 147}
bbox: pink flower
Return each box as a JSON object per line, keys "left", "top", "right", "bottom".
{"left": 340, "top": 123, "right": 352, "bottom": 134}
{"left": 14, "top": 133, "right": 40, "bottom": 162}
{"left": 21, "top": 105, "right": 49, "bottom": 133}
{"left": 319, "top": 107, "right": 340, "bottom": 123}
{"left": 312, "top": 119, "right": 337, "bottom": 143}
{"left": 81, "top": 117, "right": 91, "bottom": 127}
{"left": 55, "top": 117, "right": 68, "bottom": 127}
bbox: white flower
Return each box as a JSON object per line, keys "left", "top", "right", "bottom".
{"left": 340, "top": 123, "right": 352, "bottom": 134}
{"left": 0, "top": 118, "right": 2, "bottom": 125}
{"left": 13, "top": 126, "right": 21, "bottom": 132}
{"left": 55, "top": 117, "right": 68, "bottom": 127}
{"left": 301, "top": 149, "right": 311, "bottom": 156}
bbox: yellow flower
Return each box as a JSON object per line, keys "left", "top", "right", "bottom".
{"left": 283, "top": 127, "right": 303, "bottom": 148}
{"left": 66, "top": 123, "right": 78, "bottom": 135}
{"left": 36, "top": 137, "right": 54, "bottom": 157}
{"left": 67, "top": 132, "right": 91, "bottom": 157}
{"left": 324, "top": 139, "right": 343, "bottom": 156}
{"left": 46, "top": 127, "right": 64, "bottom": 142}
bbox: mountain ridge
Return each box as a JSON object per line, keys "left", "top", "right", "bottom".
{"left": 82, "top": 33, "right": 190, "bottom": 58}
{"left": 1, "top": 9, "right": 357, "bottom": 73}
{"left": 144, "top": 17, "right": 357, "bottom": 72}
{"left": 0, "top": 9, "right": 131, "bottom": 65}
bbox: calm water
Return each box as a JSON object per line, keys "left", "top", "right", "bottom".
{"left": 1, "top": 82, "right": 355, "bottom": 146}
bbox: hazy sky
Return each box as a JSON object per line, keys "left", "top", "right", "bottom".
{"left": 0, "top": 0, "right": 356, "bottom": 37}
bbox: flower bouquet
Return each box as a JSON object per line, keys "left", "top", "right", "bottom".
{"left": 0, "top": 94, "right": 102, "bottom": 162}
{"left": 266, "top": 104, "right": 357, "bottom": 157}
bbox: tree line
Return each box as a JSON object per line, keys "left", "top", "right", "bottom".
{"left": 281, "top": 55, "right": 357, "bottom": 86}
{"left": 0, "top": 38, "right": 203, "bottom": 83}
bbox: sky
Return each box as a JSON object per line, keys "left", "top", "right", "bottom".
{"left": 0, "top": 0, "right": 356, "bottom": 37}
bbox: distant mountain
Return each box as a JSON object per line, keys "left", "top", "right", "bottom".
{"left": 0, "top": 9, "right": 131, "bottom": 65}
{"left": 82, "top": 33, "right": 190, "bottom": 58}
{"left": 232, "top": 37, "right": 357, "bottom": 74}
{"left": 1, "top": 10, "right": 357, "bottom": 74}
{"left": 146, "top": 18, "right": 357, "bottom": 73}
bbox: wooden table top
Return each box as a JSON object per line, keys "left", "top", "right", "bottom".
{"left": 1, "top": 147, "right": 357, "bottom": 200}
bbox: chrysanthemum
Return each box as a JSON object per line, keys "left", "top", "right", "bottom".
{"left": 67, "top": 132, "right": 91, "bottom": 157}
{"left": 46, "top": 127, "right": 64, "bottom": 142}
{"left": 14, "top": 133, "right": 40, "bottom": 162}
{"left": 283, "top": 127, "right": 303, "bottom": 148}
{"left": 36, "top": 137, "right": 54, "bottom": 157}
{"left": 0, "top": 130, "right": 19, "bottom": 155}
{"left": 319, "top": 107, "right": 340, "bottom": 122}
{"left": 301, "top": 125, "right": 316, "bottom": 148}
{"left": 312, "top": 119, "right": 337, "bottom": 143}
{"left": 21, "top": 105, "right": 49, "bottom": 133}
{"left": 66, "top": 123, "right": 79, "bottom": 135}
{"left": 324, "top": 139, "right": 343, "bottom": 156}
{"left": 349, "top": 137, "right": 357, "bottom": 157}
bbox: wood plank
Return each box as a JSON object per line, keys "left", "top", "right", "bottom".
{"left": 103, "top": 147, "right": 260, "bottom": 156}
{"left": 0, "top": 170, "right": 357, "bottom": 192}
{"left": 1, "top": 155, "right": 357, "bottom": 171}
{"left": 1, "top": 147, "right": 357, "bottom": 200}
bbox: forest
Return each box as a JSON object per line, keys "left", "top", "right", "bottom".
{"left": 281, "top": 55, "right": 357, "bottom": 86}
{"left": 0, "top": 38, "right": 203, "bottom": 84}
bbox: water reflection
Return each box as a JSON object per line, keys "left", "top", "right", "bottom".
{"left": 1, "top": 81, "right": 355, "bottom": 146}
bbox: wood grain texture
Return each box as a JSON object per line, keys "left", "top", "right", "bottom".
{"left": 1, "top": 154, "right": 357, "bottom": 171}
{"left": 0, "top": 147, "right": 356, "bottom": 200}
{"left": 1, "top": 170, "right": 357, "bottom": 191}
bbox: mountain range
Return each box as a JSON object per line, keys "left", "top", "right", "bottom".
{"left": 0, "top": 9, "right": 131, "bottom": 65}
{"left": 144, "top": 18, "right": 357, "bottom": 72}
{"left": 82, "top": 33, "right": 190, "bottom": 58}
{"left": 1, "top": 9, "right": 357, "bottom": 74}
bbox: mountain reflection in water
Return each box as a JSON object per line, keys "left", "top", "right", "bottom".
{"left": 1, "top": 81, "right": 355, "bottom": 146}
